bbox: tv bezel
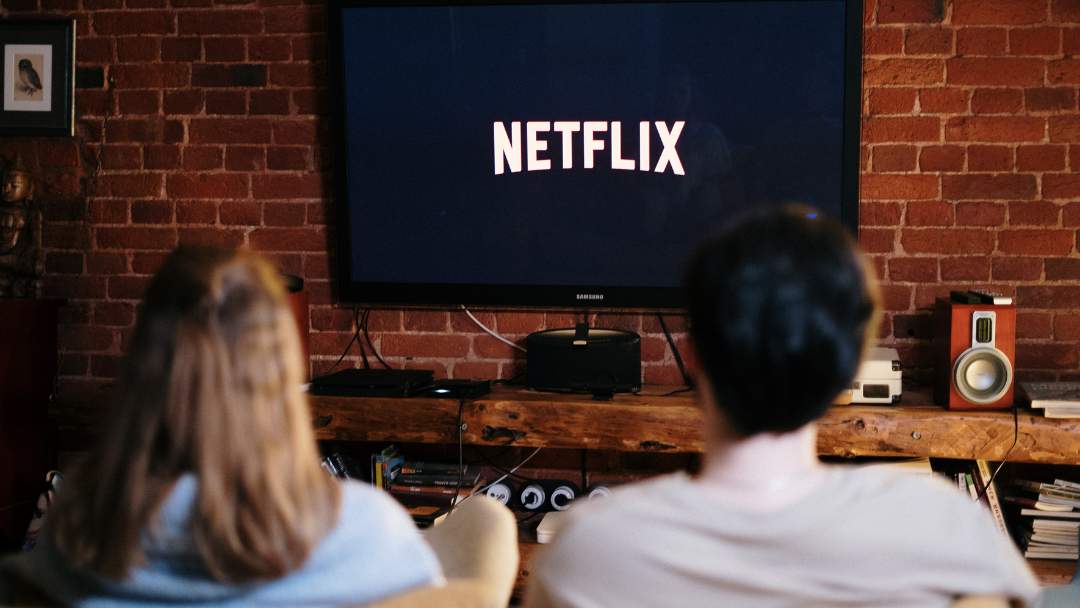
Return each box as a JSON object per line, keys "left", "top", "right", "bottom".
{"left": 328, "top": 0, "right": 864, "bottom": 309}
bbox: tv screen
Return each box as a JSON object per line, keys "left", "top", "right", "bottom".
{"left": 331, "top": 0, "right": 862, "bottom": 308}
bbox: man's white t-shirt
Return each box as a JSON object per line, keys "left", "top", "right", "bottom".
{"left": 526, "top": 467, "right": 1039, "bottom": 608}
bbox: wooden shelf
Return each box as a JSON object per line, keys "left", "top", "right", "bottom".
{"left": 53, "top": 384, "right": 1080, "bottom": 464}
{"left": 306, "top": 386, "right": 1080, "bottom": 464}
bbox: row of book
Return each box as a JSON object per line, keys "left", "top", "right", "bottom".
{"left": 371, "top": 446, "right": 481, "bottom": 527}
{"left": 1010, "top": 478, "right": 1080, "bottom": 560}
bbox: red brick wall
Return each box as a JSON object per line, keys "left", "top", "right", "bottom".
{"left": 2, "top": 0, "right": 1079, "bottom": 387}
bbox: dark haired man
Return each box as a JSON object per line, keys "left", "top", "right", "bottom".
{"left": 526, "top": 207, "right": 1037, "bottom": 607}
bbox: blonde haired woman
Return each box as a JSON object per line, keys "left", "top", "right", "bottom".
{"left": 1, "top": 247, "right": 442, "bottom": 605}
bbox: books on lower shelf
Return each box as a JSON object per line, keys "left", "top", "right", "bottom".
{"left": 1010, "top": 478, "right": 1080, "bottom": 560}
{"left": 1020, "top": 382, "right": 1080, "bottom": 419}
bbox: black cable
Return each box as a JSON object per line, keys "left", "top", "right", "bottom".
{"left": 447, "top": 398, "right": 466, "bottom": 515}
{"left": 356, "top": 309, "right": 371, "bottom": 370}
{"left": 317, "top": 305, "right": 361, "bottom": 378}
{"left": 657, "top": 314, "right": 692, "bottom": 387}
{"left": 975, "top": 405, "right": 1020, "bottom": 503}
{"left": 471, "top": 446, "right": 539, "bottom": 483}
{"left": 362, "top": 309, "right": 392, "bottom": 369}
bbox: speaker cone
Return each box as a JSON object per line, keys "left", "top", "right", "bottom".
{"left": 953, "top": 347, "right": 1012, "bottom": 405}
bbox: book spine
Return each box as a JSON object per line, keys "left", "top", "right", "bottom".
{"left": 401, "top": 462, "right": 465, "bottom": 475}
{"left": 391, "top": 484, "right": 459, "bottom": 497}
{"left": 395, "top": 475, "right": 468, "bottom": 487}
{"left": 976, "top": 460, "right": 1009, "bottom": 537}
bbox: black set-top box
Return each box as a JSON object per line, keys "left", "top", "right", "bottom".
{"left": 310, "top": 369, "right": 434, "bottom": 397}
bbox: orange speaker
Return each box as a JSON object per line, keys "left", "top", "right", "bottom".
{"left": 934, "top": 299, "right": 1015, "bottom": 410}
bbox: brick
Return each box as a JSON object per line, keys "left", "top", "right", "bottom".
{"left": 268, "top": 63, "right": 324, "bottom": 87}
{"left": 131, "top": 200, "right": 173, "bottom": 224}
{"left": 164, "top": 90, "right": 203, "bottom": 115}
{"left": 167, "top": 174, "right": 249, "bottom": 199}
{"left": 970, "top": 88, "right": 1024, "bottom": 114}
{"left": 861, "top": 174, "right": 938, "bottom": 200}
{"left": 889, "top": 257, "right": 938, "bottom": 282}
{"left": 265, "top": 6, "right": 325, "bottom": 33}
{"left": 225, "top": 146, "right": 266, "bottom": 171}
{"left": 902, "top": 228, "right": 994, "bottom": 254}
{"left": 60, "top": 325, "right": 115, "bottom": 352}
{"left": 1046, "top": 258, "right": 1080, "bottom": 279}
{"left": 143, "top": 145, "right": 180, "bottom": 170}
{"left": 179, "top": 146, "right": 222, "bottom": 171}
{"left": 111, "top": 64, "right": 189, "bottom": 89}
{"left": 86, "top": 252, "right": 127, "bottom": 274}
{"left": 859, "top": 228, "right": 896, "bottom": 253}
{"left": 863, "top": 116, "right": 940, "bottom": 142}
{"left": 998, "top": 229, "right": 1075, "bottom": 255}
{"left": 992, "top": 256, "right": 1043, "bottom": 280}
{"left": 46, "top": 252, "right": 83, "bottom": 274}
{"left": 877, "top": 0, "right": 944, "bottom": 23}
{"left": 1066, "top": 27, "right": 1080, "bottom": 52}
{"left": 953, "top": 0, "right": 1048, "bottom": 25}
{"left": 942, "top": 174, "right": 1037, "bottom": 199}
{"left": 1065, "top": 202, "right": 1080, "bottom": 226}
{"left": 1026, "top": 87, "right": 1076, "bottom": 112}
{"left": 118, "top": 90, "right": 159, "bottom": 115}
{"left": 946, "top": 117, "right": 1044, "bottom": 142}
{"left": 861, "top": 202, "right": 903, "bottom": 226}
{"left": 267, "top": 146, "right": 309, "bottom": 170}
{"left": 162, "top": 37, "right": 201, "bottom": 62}
{"left": 1054, "top": 0, "right": 1080, "bottom": 22}
{"left": 1049, "top": 59, "right": 1080, "bottom": 85}
{"left": 79, "top": 90, "right": 112, "bottom": 116}
{"left": 919, "top": 145, "right": 964, "bottom": 171}
{"left": 249, "top": 36, "right": 291, "bottom": 61}
{"left": 251, "top": 174, "right": 324, "bottom": 199}
{"left": 872, "top": 145, "right": 917, "bottom": 171}
{"left": 100, "top": 144, "right": 142, "bottom": 170}
{"left": 453, "top": 362, "right": 500, "bottom": 380}
{"left": 1050, "top": 116, "right": 1080, "bottom": 142}
{"left": 41, "top": 276, "right": 105, "bottom": 300}
{"left": 1019, "top": 286, "right": 1080, "bottom": 308}
{"left": 1017, "top": 313, "right": 1053, "bottom": 339}
{"left": 941, "top": 256, "right": 991, "bottom": 281}
{"left": 947, "top": 58, "right": 1045, "bottom": 86}
{"left": 403, "top": 311, "right": 451, "bottom": 332}
{"left": 966, "top": 145, "right": 1014, "bottom": 171}
{"left": 880, "top": 284, "right": 913, "bottom": 311}
{"left": 1044, "top": 173, "right": 1080, "bottom": 199}
{"left": 192, "top": 64, "right": 267, "bottom": 88}
{"left": 1016, "top": 343, "right": 1079, "bottom": 370}
{"left": 98, "top": 174, "right": 163, "bottom": 197}
{"left": 1009, "top": 201, "right": 1061, "bottom": 225}
{"left": 918, "top": 88, "right": 969, "bottom": 113}
{"left": 250, "top": 90, "right": 290, "bottom": 115}
{"left": 117, "top": 36, "right": 160, "bottom": 62}
{"left": 219, "top": 201, "right": 261, "bottom": 225}
{"left": 204, "top": 37, "right": 246, "bottom": 62}
{"left": 176, "top": 200, "right": 218, "bottom": 224}
{"left": 177, "top": 228, "right": 246, "bottom": 248}
{"left": 1055, "top": 314, "right": 1080, "bottom": 340}
{"left": 1017, "top": 144, "right": 1068, "bottom": 170}
{"left": 97, "top": 227, "right": 177, "bottom": 250}
{"left": 957, "top": 27, "right": 1008, "bottom": 55}
{"left": 906, "top": 200, "right": 954, "bottom": 225}
{"left": 189, "top": 118, "right": 271, "bottom": 144}
{"left": 869, "top": 89, "right": 918, "bottom": 115}
{"left": 249, "top": 227, "right": 324, "bottom": 251}
{"left": 206, "top": 91, "right": 247, "bottom": 115}
{"left": 865, "top": 27, "right": 904, "bottom": 55}
{"left": 863, "top": 58, "right": 943, "bottom": 85}
{"left": 94, "top": 10, "right": 174, "bottom": 35}
{"left": 956, "top": 201, "right": 1006, "bottom": 226}
{"left": 108, "top": 276, "right": 153, "bottom": 299}
{"left": 1010, "top": 26, "right": 1062, "bottom": 55}
{"left": 89, "top": 200, "right": 129, "bottom": 224}
{"left": 905, "top": 27, "right": 953, "bottom": 54}
{"left": 78, "top": 38, "right": 114, "bottom": 64}
{"left": 291, "top": 35, "right": 326, "bottom": 62}
{"left": 263, "top": 202, "right": 306, "bottom": 226}
{"left": 293, "top": 89, "right": 328, "bottom": 115}
{"left": 178, "top": 10, "right": 263, "bottom": 35}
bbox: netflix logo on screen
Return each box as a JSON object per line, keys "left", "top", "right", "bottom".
{"left": 493, "top": 120, "right": 685, "bottom": 176}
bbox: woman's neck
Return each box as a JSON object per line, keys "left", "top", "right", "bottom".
{"left": 696, "top": 423, "right": 827, "bottom": 511}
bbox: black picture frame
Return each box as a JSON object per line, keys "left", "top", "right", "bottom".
{"left": 0, "top": 18, "right": 75, "bottom": 137}
{"left": 328, "top": 0, "right": 863, "bottom": 310}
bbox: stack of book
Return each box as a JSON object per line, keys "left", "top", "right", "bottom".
{"left": 950, "top": 460, "right": 1010, "bottom": 538}
{"left": 1021, "top": 382, "right": 1080, "bottom": 419}
{"left": 371, "top": 445, "right": 404, "bottom": 490}
{"left": 388, "top": 460, "right": 482, "bottom": 528}
{"left": 1009, "top": 479, "right": 1080, "bottom": 560}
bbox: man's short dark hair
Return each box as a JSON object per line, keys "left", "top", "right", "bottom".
{"left": 684, "top": 205, "right": 879, "bottom": 437}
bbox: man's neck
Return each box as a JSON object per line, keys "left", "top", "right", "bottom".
{"left": 696, "top": 423, "right": 827, "bottom": 511}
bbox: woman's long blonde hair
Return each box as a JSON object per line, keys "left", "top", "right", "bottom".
{"left": 50, "top": 246, "right": 340, "bottom": 583}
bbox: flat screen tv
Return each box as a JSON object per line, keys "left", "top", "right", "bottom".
{"left": 330, "top": 0, "right": 862, "bottom": 308}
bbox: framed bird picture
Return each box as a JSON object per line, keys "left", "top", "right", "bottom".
{"left": 0, "top": 18, "right": 75, "bottom": 137}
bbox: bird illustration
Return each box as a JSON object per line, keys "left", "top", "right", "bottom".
{"left": 17, "top": 59, "right": 42, "bottom": 96}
